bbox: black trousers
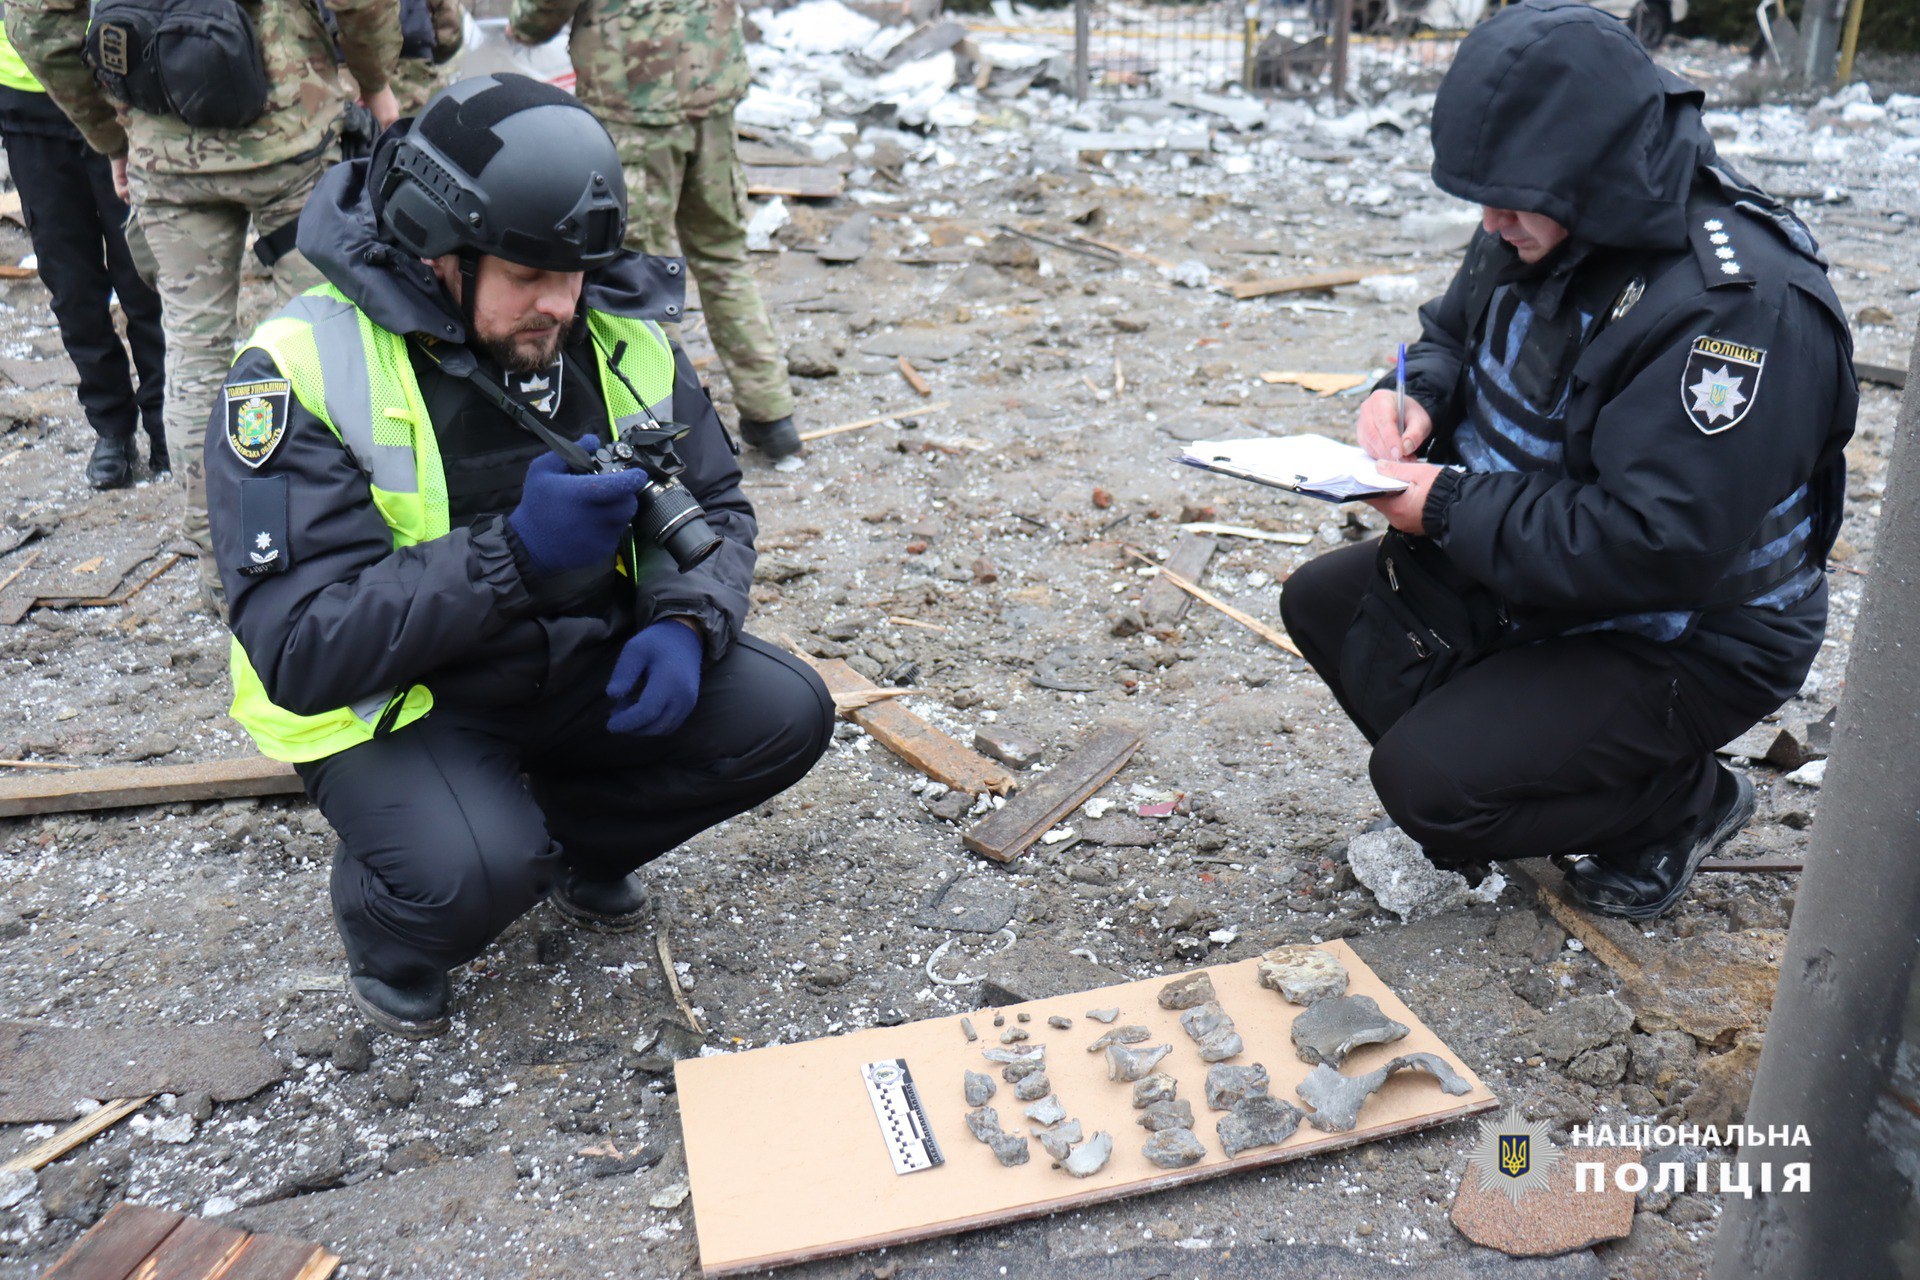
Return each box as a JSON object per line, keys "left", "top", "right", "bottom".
{"left": 0, "top": 124, "right": 165, "bottom": 443}
{"left": 1279, "top": 540, "right": 1761, "bottom": 865}
{"left": 297, "top": 634, "right": 835, "bottom": 985}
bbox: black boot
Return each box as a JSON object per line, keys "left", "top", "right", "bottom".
{"left": 348, "top": 972, "right": 451, "bottom": 1040}
{"left": 1565, "top": 769, "right": 1756, "bottom": 921}
{"left": 549, "top": 870, "right": 652, "bottom": 933}
{"left": 738, "top": 415, "right": 801, "bottom": 460}
{"left": 146, "top": 435, "right": 170, "bottom": 476}
{"left": 86, "top": 434, "right": 137, "bottom": 489}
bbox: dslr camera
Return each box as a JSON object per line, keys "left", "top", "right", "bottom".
{"left": 591, "top": 424, "right": 723, "bottom": 572}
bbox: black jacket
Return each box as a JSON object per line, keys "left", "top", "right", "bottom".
{"left": 205, "top": 158, "right": 756, "bottom": 719}
{"left": 1401, "top": 0, "right": 1855, "bottom": 709}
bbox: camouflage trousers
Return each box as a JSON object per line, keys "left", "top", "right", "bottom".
{"left": 390, "top": 54, "right": 460, "bottom": 119}
{"left": 614, "top": 110, "right": 792, "bottom": 425}
{"left": 128, "top": 153, "right": 329, "bottom": 605}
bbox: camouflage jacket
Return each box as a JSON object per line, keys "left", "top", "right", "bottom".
{"left": 3, "top": 0, "right": 399, "bottom": 174}
{"left": 509, "top": 0, "right": 747, "bottom": 127}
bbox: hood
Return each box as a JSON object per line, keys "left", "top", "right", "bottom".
{"left": 1429, "top": 0, "right": 1714, "bottom": 251}
{"left": 294, "top": 159, "right": 689, "bottom": 344}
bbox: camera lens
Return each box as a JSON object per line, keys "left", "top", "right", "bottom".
{"left": 634, "top": 478, "right": 722, "bottom": 572}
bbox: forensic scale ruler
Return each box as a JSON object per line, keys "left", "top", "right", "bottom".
{"left": 860, "top": 1059, "right": 944, "bottom": 1175}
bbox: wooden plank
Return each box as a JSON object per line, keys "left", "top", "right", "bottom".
{"left": 897, "top": 356, "right": 932, "bottom": 397}
{"left": 219, "top": 1234, "right": 340, "bottom": 1280}
{"left": 678, "top": 942, "right": 1497, "bottom": 1277}
{"left": 0, "top": 757, "right": 302, "bottom": 819}
{"left": 962, "top": 724, "right": 1143, "bottom": 863}
{"left": 1229, "top": 267, "right": 1371, "bottom": 302}
{"left": 2, "top": 1095, "right": 150, "bottom": 1173}
{"left": 811, "top": 659, "right": 1014, "bottom": 796}
{"left": 43, "top": 1203, "right": 185, "bottom": 1280}
{"left": 142, "top": 1214, "right": 249, "bottom": 1280}
{"left": 1856, "top": 359, "right": 1907, "bottom": 390}
{"left": 798, "top": 400, "right": 949, "bottom": 444}
{"left": 744, "top": 165, "right": 844, "bottom": 200}
{"left": 1127, "top": 549, "right": 1302, "bottom": 658}
{"left": 1140, "top": 533, "right": 1215, "bottom": 627}
{"left": 1509, "top": 860, "right": 1650, "bottom": 982}
{"left": 0, "top": 263, "right": 36, "bottom": 281}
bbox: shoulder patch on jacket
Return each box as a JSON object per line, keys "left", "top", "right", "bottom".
{"left": 236, "top": 474, "right": 291, "bottom": 577}
{"left": 225, "top": 378, "right": 291, "bottom": 468}
{"left": 1682, "top": 336, "right": 1766, "bottom": 434}
{"left": 1692, "top": 214, "right": 1756, "bottom": 289}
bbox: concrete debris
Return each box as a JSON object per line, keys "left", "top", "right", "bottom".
{"left": 1217, "top": 1095, "right": 1304, "bottom": 1157}
{"left": 1132, "top": 1072, "right": 1178, "bottom": 1109}
{"left": 1346, "top": 828, "right": 1505, "bottom": 920}
{"left": 1178, "top": 1001, "right": 1244, "bottom": 1063}
{"left": 1104, "top": 1042, "right": 1173, "bottom": 1082}
{"left": 1142, "top": 1127, "right": 1207, "bottom": 1169}
{"left": 1156, "top": 972, "right": 1216, "bottom": 1010}
{"left": 1061, "top": 1131, "right": 1113, "bottom": 1178}
{"left": 1013, "top": 1071, "right": 1051, "bottom": 1102}
{"left": 963, "top": 1070, "right": 996, "bottom": 1106}
{"left": 1205, "top": 1062, "right": 1271, "bottom": 1111}
{"left": 745, "top": 197, "right": 791, "bottom": 253}
{"left": 1256, "top": 945, "right": 1349, "bottom": 1005}
{"left": 1002, "top": 1056, "right": 1044, "bottom": 1083}
{"left": 1290, "top": 995, "right": 1411, "bottom": 1067}
{"left": 1296, "top": 1052, "right": 1473, "bottom": 1132}
{"left": 1136, "top": 1098, "right": 1194, "bottom": 1131}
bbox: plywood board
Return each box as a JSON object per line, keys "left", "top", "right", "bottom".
{"left": 678, "top": 942, "right": 1496, "bottom": 1276}
{"left": 812, "top": 659, "right": 1015, "bottom": 796}
{"left": 961, "top": 723, "right": 1142, "bottom": 862}
{"left": 0, "top": 756, "right": 302, "bottom": 819}
{"left": 744, "top": 165, "right": 845, "bottom": 200}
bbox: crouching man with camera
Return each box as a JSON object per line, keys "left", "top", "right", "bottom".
{"left": 207, "top": 75, "right": 834, "bottom": 1039}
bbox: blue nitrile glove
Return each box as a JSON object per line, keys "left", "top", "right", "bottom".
{"left": 506, "top": 436, "right": 654, "bottom": 580}
{"left": 606, "top": 620, "right": 703, "bottom": 736}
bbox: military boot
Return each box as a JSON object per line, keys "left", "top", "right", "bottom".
{"left": 738, "top": 415, "right": 801, "bottom": 460}
{"left": 86, "top": 434, "right": 137, "bottom": 489}
{"left": 1564, "top": 769, "right": 1755, "bottom": 921}
{"left": 348, "top": 972, "right": 451, "bottom": 1040}
{"left": 549, "top": 869, "right": 652, "bottom": 933}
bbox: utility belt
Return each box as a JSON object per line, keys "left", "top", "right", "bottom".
{"left": 85, "top": 0, "right": 269, "bottom": 129}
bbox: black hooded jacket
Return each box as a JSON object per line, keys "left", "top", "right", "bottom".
{"left": 205, "top": 158, "right": 757, "bottom": 721}
{"left": 1400, "top": 0, "right": 1855, "bottom": 712}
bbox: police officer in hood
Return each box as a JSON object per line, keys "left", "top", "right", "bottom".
{"left": 1279, "top": 0, "right": 1855, "bottom": 920}
{"left": 205, "top": 75, "right": 833, "bottom": 1038}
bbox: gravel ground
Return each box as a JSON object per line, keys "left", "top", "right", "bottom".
{"left": 0, "top": 36, "right": 1913, "bottom": 1280}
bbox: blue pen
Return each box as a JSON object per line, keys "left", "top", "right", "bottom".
{"left": 1395, "top": 342, "right": 1407, "bottom": 453}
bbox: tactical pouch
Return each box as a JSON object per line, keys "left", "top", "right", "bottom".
{"left": 86, "top": 0, "right": 270, "bottom": 129}
{"left": 1338, "top": 531, "right": 1514, "bottom": 741}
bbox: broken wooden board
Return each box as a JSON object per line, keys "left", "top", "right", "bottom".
{"left": 1070, "top": 129, "right": 1212, "bottom": 155}
{"left": 0, "top": 756, "right": 302, "bottom": 819}
{"left": 744, "top": 165, "right": 845, "bottom": 200}
{"left": 1230, "top": 267, "right": 1372, "bottom": 302}
{"left": 1139, "top": 533, "right": 1216, "bottom": 628}
{"left": 1259, "top": 370, "right": 1370, "bottom": 396}
{"left": 0, "top": 1020, "right": 285, "bottom": 1122}
{"left": 44, "top": 1203, "right": 338, "bottom": 1280}
{"left": 677, "top": 942, "right": 1496, "bottom": 1277}
{"left": 962, "top": 723, "right": 1143, "bottom": 863}
{"left": 1855, "top": 360, "right": 1907, "bottom": 390}
{"left": 2, "top": 1095, "right": 149, "bottom": 1173}
{"left": 811, "top": 659, "right": 1015, "bottom": 796}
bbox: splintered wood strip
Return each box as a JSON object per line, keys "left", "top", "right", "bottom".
{"left": 812, "top": 659, "right": 1014, "bottom": 796}
{"left": 1230, "top": 267, "right": 1371, "bottom": 301}
{"left": 0, "top": 757, "right": 303, "bottom": 819}
{"left": 897, "top": 356, "right": 932, "bottom": 397}
{"left": 677, "top": 942, "right": 1496, "bottom": 1277}
{"left": 2, "top": 1095, "right": 150, "bottom": 1173}
{"left": 138, "top": 1214, "right": 250, "bottom": 1279}
{"left": 0, "top": 758, "right": 84, "bottom": 770}
{"left": 32, "top": 551, "right": 182, "bottom": 610}
{"left": 657, "top": 929, "right": 710, "bottom": 1036}
{"left": 0, "top": 264, "right": 36, "bottom": 280}
{"left": 1139, "top": 533, "right": 1216, "bottom": 627}
{"left": 42, "top": 1204, "right": 185, "bottom": 1279}
{"left": 962, "top": 724, "right": 1143, "bottom": 863}
{"left": 1127, "top": 548, "right": 1301, "bottom": 658}
{"left": 831, "top": 687, "right": 919, "bottom": 712}
{"left": 0, "top": 547, "right": 41, "bottom": 596}
{"left": 218, "top": 1234, "right": 340, "bottom": 1280}
{"left": 798, "top": 400, "right": 950, "bottom": 443}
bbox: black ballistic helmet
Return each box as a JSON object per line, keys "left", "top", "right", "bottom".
{"left": 374, "top": 73, "right": 627, "bottom": 271}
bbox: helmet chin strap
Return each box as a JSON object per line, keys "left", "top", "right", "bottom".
{"left": 457, "top": 248, "right": 482, "bottom": 338}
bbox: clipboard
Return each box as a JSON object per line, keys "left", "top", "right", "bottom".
{"left": 1176, "top": 434, "right": 1410, "bottom": 503}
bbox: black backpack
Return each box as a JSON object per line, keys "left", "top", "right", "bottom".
{"left": 84, "top": 0, "right": 270, "bottom": 129}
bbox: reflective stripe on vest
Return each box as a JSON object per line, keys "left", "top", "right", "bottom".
{"left": 226, "top": 284, "right": 679, "bottom": 763}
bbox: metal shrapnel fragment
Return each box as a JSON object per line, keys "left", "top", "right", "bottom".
{"left": 982, "top": 1046, "right": 1044, "bottom": 1065}
{"left": 1062, "top": 1131, "right": 1114, "bottom": 1178}
{"left": 1290, "top": 994, "right": 1410, "bottom": 1067}
{"left": 1002, "top": 1057, "right": 1045, "bottom": 1083}
{"left": 988, "top": 1131, "right": 1030, "bottom": 1166}
{"left": 964, "top": 1070, "right": 996, "bottom": 1107}
{"left": 961, "top": 1017, "right": 978, "bottom": 1042}
{"left": 1256, "top": 945, "right": 1349, "bottom": 1006}
{"left": 1105, "top": 1042, "right": 1173, "bottom": 1082}
{"left": 1086, "top": 1008, "right": 1121, "bottom": 1024}
{"left": 1296, "top": 1052, "right": 1473, "bottom": 1132}
{"left": 1025, "top": 1094, "right": 1067, "bottom": 1126}
{"left": 1001, "top": 1028, "right": 1029, "bottom": 1043}
{"left": 1142, "top": 1126, "right": 1207, "bottom": 1169}
{"left": 1205, "top": 1062, "right": 1271, "bottom": 1111}
{"left": 1035, "top": 1119, "right": 1083, "bottom": 1162}
{"left": 1132, "top": 1072, "right": 1178, "bottom": 1109}
{"left": 1047, "top": 1015, "right": 1073, "bottom": 1030}
{"left": 1014, "top": 1071, "right": 1052, "bottom": 1102}
{"left": 1158, "top": 972, "right": 1216, "bottom": 1010}
{"left": 1217, "top": 1095, "right": 1305, "bottom": 1157}
{"left": 1136, "top": 1099, "right": 1195, "bottom": 1131}
{"left": 1087, "top": 1024, "right": 1152, "bottom": 1053}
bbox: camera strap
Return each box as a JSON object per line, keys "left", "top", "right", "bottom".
{"left": 409, "top": 338, "right": 598, "bottom": 471}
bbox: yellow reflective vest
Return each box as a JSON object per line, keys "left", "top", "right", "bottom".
{"left": 228, "top": 283, "right": 678, "bottom": 762}
{"left": 0, "top": 25, "right": 45, "bottom": 94}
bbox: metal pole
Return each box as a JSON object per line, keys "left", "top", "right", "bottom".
{"left": 1800, "top": 0, "right": 1846, "bottom": 85}
{"left": 1331, "top": 0, "right": 1352, "bottom": 103}
{"left": 1711, "top": 322, "right": 1920, "bottom": 1278}
{"left": 1074, "top": 0, "right": 1090, "bottom": 103}
{"left": 1836, "top": 0, "right": 1868, "bottom": 86}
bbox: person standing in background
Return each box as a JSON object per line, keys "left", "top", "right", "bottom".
{"left": 508, "top": 0, "right": 802, "bottom": 459}
{"left": 0, "top": 24, "right": 164, "bottom": 489}
{"left": 5, "top": 0, "right": 400, "bottom": 613}
{"left": 389, "top": 0, "right": 465, "bottom": 116}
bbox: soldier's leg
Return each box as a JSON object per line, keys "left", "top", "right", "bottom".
{"left": 615, "top": 122, "right": 691, "bottom": 258}
{"left": 245, "top": 153, "right": 331, "bottom": 306}
{"left": 3, "top": 129, "right": 142, "bottom": 486}
{"left": 130, "top": 169, "right": 249, "bottom": 602}
{"left": 676, "top": 110, "right": 795, "bottom": 433}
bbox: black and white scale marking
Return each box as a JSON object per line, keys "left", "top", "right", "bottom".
{"left": 860, "top": 1058, "right": 945, "bottom": 1175}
